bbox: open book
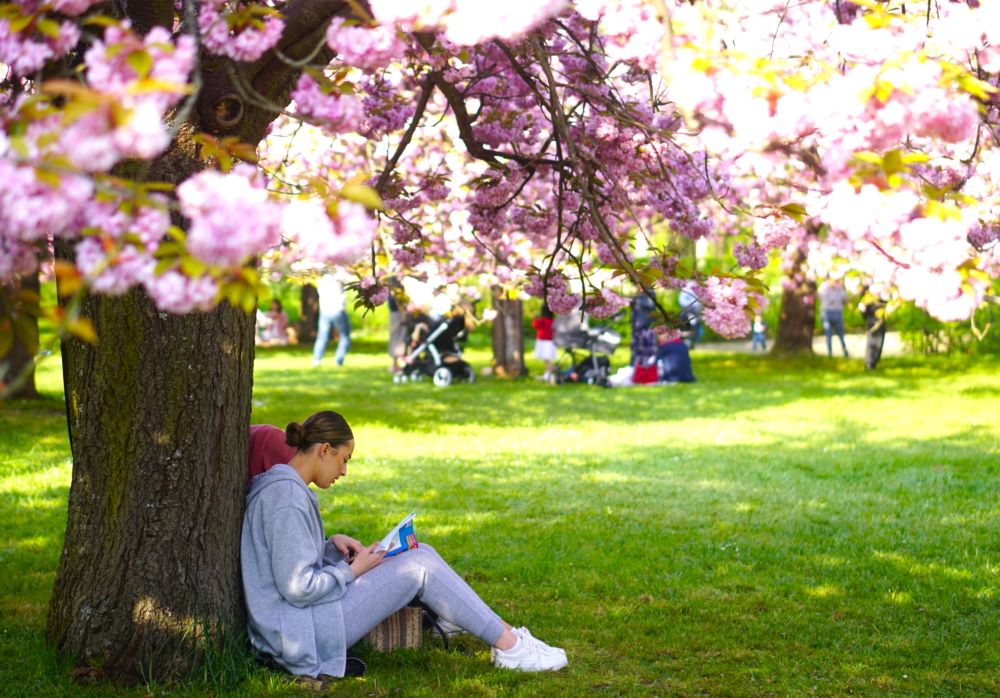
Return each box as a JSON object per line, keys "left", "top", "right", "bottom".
{"left": 376, "top": 511, "right": 418, "bottom": 558}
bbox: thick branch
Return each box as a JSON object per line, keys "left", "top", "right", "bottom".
{"left": 118, "top": 0, "right": 174, "bottom": 35}
{"left": 432, "top": 74, "right": 564, "bottom": 168}
{"left": 197, "top": 0, "right": 350, "bottom": 141}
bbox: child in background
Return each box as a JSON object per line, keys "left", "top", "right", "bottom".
{"left": 531, "top": 303, "right": 557, "bottom": 383}
{"left": 751, "top": 315, "right": 767, "bottom": 352}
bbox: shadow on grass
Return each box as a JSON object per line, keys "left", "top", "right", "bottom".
{"left": 316, "top": 430, "right": 999, "bottom": 696}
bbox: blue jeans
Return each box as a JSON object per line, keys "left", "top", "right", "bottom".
{"left": 822, "top": 310, "right": 848, "bottom": 357}
{"left": 313, "top": 311, "right": 351, "bottom": 365}
{"left": 751, "top": 332, "right": 766, "bottom": 352}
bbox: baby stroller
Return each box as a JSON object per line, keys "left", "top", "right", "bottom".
{"left": 553, "top": 311, "right": 621, "bottom": 387}
{"left": 395, "top": 314, "right": 475, "bottom": 387}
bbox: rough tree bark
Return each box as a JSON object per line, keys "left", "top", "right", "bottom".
{"left": 48, "top": 291, "right": 254, "bottom": 682}
{"left": 491, "top": 288, "right": 526, "bottom": 378}
{"left": 772, "top": 247, "right": 817, "bottom": 355}
{"left": 1, "top": 270, "right": 40, "bottom": 399}
{"left": 46, "top": 0, "right": 348, "bottom": 682}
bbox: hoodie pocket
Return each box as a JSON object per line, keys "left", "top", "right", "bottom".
{"left": 277, "top": 604, "right": 318, "bottom": 674}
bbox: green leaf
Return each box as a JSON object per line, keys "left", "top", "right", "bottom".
{"left": 126, "top": 50, "right": 153, "bottom": 79}
{"left": 882, "top": 149, "right": 904, "bottom": 174}
{"left": 13, "top": 289, "right": 40, "bottom": 306}
{"left": 339, "top": 184, "right": 383, "bottom": 211}
{"left": 241, "top": 293, "right": 256, "bottom": 314}
{"left": 853, "top": 151, "right": 883, "bottom": 165}
{"left": 36, "top": 17, "right": 62, "bottom": 39}
{"left": 778, "top": 203, "right": 807, "bottom": 223}
{"left": 958, "top": 73, "right": 997, "bottom": 101}
{"left": 66, "top": 316, "right": 98, "bottom": 344}
{"left": 12, "top": 314, "right": 39, "bottom": 355}
{"left": 0, "top": 325, "right": 12, "bottom": 360}
{"left": 9, "top": 13, "right": 32, "bottom": 33}
{"left": 154, "top": 258, "right": 176, "bottom": 275}
{"left": 179, "top": 256, "right": 208, "bottom": 277}
{"left": 82, "top": 14, "right": 121, "bottom": 27}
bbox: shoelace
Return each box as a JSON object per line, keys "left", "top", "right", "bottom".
{"left": 514, "top": 627, "right": 565, "bottom": 657}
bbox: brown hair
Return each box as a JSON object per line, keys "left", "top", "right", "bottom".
{"left": 285, "top": 411, "right": 353, "bottom": 451}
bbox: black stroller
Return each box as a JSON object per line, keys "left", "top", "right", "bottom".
{"left": 553, "top": 311, "right": 621, "bottom": 386}
{"left": 395, "top": 313, "right": 475, "bottom": 387}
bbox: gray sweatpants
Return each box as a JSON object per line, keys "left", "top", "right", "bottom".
{"left": 340, "top": 544, "right": 505, "bottom": 648}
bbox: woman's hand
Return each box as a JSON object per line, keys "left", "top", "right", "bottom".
{"left": 329, "top": 534, "right": 364, "bottom": 562}
{"left": 348, "top": 542, "right": 387, "bottom": 578}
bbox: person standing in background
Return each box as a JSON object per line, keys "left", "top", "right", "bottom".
{"left": 818, "top": 278, "right": 849, "bottom": 358}
{"left": 751, "top": 315, "right": 767, "bottom": 352}
{"left": 313, "top": 273, "right": 351, "bottom": 367}
{"left": 859, "top": 289, "right": 886, "bottom": 370}
{"left": 629, "top": 291, "right": 656, "bottom": 365}
{"left": 531, "top": 303, "right": 557, "bottom": 383}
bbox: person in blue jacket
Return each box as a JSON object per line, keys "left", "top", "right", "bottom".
{"left": 241, "top": 410, "right": 567, "bottom": 681}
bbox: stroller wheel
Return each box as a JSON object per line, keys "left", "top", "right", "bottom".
{"left": 464, "top": 364, "right": 476, "bottom": 383}
{"left": 432, "top": 366, "right": 453, "bottom": 387}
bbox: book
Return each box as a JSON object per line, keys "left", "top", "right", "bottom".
{"left": 376, "top": 511, "right": 418, "bottom": 558}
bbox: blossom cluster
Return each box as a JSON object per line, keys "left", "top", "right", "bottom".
{"left": 290, "top": 75, "right": 365, "bottom": 134}
{"left": 3, "top": 0, "right": 999, "bottom": 330}
{"left": 197, "top": 0, "right": 284, "bottom": 62}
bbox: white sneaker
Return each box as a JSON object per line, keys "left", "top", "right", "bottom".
{"left": 491, "top": 630, "right": 568, "bottom": 672}
{"left": 513, "top": 627, "right": 567, "bottom": 660}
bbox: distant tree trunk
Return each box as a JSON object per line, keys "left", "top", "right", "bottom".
{"left": 773, "top": 247, "right": 816, "bottom": 355}
{"left": 47, "top": 289, "right": 254, "bottom": 683}
{"left": 2, "top": 270, "right": 40, "bottom": 399}
{"left": 491, "top": 288, "right": 526, "bottom": 377}
{"left": 297, "top": 283, "right": 319, "bottom": 344}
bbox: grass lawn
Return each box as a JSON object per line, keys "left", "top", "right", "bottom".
{"left": 1, "top": 340, "right": 998, "bottom": 697}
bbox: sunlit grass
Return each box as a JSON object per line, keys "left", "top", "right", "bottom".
{"left": 0, "top": 343, "right": 998, "bottom": 696}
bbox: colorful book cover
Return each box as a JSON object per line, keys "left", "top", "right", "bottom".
{"left": 377, "top": 512, "right": 418, "bottom": 558}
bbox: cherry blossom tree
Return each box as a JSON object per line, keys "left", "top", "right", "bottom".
{"left": 2, "top": 0, "right": 999, "bottom": 682}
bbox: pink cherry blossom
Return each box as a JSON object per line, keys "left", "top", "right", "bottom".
{"left": 325, "top": 18, "right": 406, "bottom": 70}
{"left": 144, "top": 270, "right": 219, "bottom": 315}
{"left": 291, "top": 74, "right": 364, "bottom": 133}
{"left": 280, "top": 198, "right": 375, "bottom": 266}
{"left": 177, "top": 166, "right": 283, "bottom": 267}
{"left": 198, "top": 0, "right": 284, "bottom": 62}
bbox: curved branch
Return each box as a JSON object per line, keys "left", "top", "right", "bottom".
{"left": 374, "top": 74, "right": 436, "bottom": 194}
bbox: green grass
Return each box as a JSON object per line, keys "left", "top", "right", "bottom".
{"left": 1, "top": 343, "right": 999, "bottom": 697}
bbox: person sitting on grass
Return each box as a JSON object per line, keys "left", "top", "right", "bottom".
{"left": 241, "top": 410, "right": 568, "bottom": 682}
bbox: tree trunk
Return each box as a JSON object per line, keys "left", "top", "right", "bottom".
{"left": 491, "top": 289, "right": 526, "bottom": 377}
{"left": 296, "top": 283, "right": 319, "bottom": 344}
{"left": 1, "top": 270, "right": 40, "bottom": 399}
{"left": 43, "top": 0, "right": 352, "bottom": 683}
{"left": 47, "top": 288, "right": 254, "bottom": 682}
{"left": 773, "top": 248, "right": 817, "bottom": 355}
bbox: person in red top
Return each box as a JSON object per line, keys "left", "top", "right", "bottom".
{"left": 531, "top": 303, "right": 557, "bottom": 383}
{"left": 247, "top": 424, "right": 297, "bottom": 485}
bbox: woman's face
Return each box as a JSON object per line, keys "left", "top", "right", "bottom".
{"left": 317, "top": 440, "right": 354, "bottom": 487}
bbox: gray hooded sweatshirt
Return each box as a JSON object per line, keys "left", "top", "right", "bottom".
{"left": 241, "top": 464, "right": 355, "bottom": 677}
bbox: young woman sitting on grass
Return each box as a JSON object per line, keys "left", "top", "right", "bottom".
{"left": 241, "top": 410, "right": 568, "bottom": 680}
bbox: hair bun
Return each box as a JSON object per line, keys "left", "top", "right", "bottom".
{"left": 285, "top": 422, "right": 306, "bottom": 448}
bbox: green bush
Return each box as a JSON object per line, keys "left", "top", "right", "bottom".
{"left": 895, "top": 301, "right": 1000, "bottom": 355}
